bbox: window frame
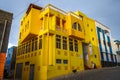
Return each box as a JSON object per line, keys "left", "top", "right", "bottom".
{"left": 72, "top": 22, "right": 77, "bottom": 30}
{"left": 56, "top": 35, "right": 61, "bottom": 49}
{"left": 56, "top": 59, "right": 62, "bottom": 64}
{"left": 69, "top": 38, "right": 73, "bottom": 51}
{"left": 39, "top": 36, "right": 42, "bottom": 49}
{"left": 74, "top": 40, "right": 78, "bottom": 52}
{"left": 56, "top": 17, "right": 60, "bottom": 30}
{"left": 63, "top": 60, "right": 68, "bottom": 64}
{"left": 78, "top": 23, "right": 82, "bottom": 31}
{"left": 63, "top": 36, "right": 67, "bottom": 50}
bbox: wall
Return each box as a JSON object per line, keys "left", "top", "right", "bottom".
{"left": 0, "top": 9, "right": 13, "bottom": 79}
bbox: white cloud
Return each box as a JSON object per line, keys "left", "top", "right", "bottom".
{"left": 8, "top": 43, "right": 16, "bottom": 48}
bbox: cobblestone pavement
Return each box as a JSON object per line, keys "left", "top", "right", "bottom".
{"left": 51, "top": 67, "right": 120, "bottom": 80}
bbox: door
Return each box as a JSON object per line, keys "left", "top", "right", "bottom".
{"left": 29, "top": 64, "right": 35, "bottom": 80}
{"left": 15, "top": 63, "right": 23, "bottom": 80}
{"left": 82, "top": 43, "right": 89, "bottom": 69}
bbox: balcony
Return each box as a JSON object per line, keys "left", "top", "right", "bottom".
{"left": 19, "top": 4, "right": 42, "bottom": 43}
{"left": 67, "top": 12, "right": 85, "bottom": 40}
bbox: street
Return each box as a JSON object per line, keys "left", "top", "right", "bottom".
{"left": 51, "top": 67, "right": 120, "bottom": 80}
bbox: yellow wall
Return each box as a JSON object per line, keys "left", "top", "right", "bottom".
{"left": 15, "top": 4, "right": 101, "bottom": 80}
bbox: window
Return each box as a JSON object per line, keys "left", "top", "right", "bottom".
{"left": 32, "top": 39, "right": 34, "bottom": 51}
{"left": 28, "top": 42, "right": 30, "bottom": 52}
{"left": 27, "top": 21, "right": 29, "bottom": 29}
{"left": 78, "top": 23, "right": 82, "bottom": 31}
{"left": 19, "top": 32, "right": 21, "bottom": 39}
{"left": 56, "top": 59, "right": 61, "bottom": 64}
{"left": 72, "top": 22, "right": 82, "bottom": 31}
{"left": 63, "top": 36, "right": 67, "bottom": 50}
{"left": 63, "top": 60, "right": 68, "bottom": 64}
{"left": 107, "top": 42, "right": 111, "bottom": 47}
{"left": 92, "top": 37, "right": 94, "bottom": 41}
{"left": 62, "top": 20, "right": 66, "bottom": 29}
{"left": 87, "top": 24, "right": 89, "bottom": 27}
{"left": 20, "top": 45, "right": 22, "bottom": 54}
{"left": 103, "top": 40, "right": 106, "bottom": 45}
{"left": 22, "top": 44, "right": 25, "bottom": 54}
{"left": 56, "top": 35, "right": 61, "bottom": 49}
{"left": 56, "top": 17, "right": 60, "bottom": 29}
{"left": 34, "top": 38, "right": 38, "bottom": 50}
{"left": 72, "top": 22, "right": 77, "bottom": 29}
{"left": 91, "top": 29, "right": 93, "bottom": 32}
{"left": 25, "top": 24, "right": 27, "bottom": 32}
{"left": 69, "top": 38, "right": 73, "bottom": 51}
{"left": 26, "top": 43, "right": 29, "bottom": 53}
{"left": 94, "top": 55, "right": 97, "bottom": 58}
{"left": 74, "top": 40, "right": 78, "bottom": 52}
{"left": 25, "top": 62, "right": 29, "bottom": 66}
{"left": 39, "top": 36, "right": 42, "bottom": 49}
{"left": 31, "top": 37, "right": 38, "bottom": 51}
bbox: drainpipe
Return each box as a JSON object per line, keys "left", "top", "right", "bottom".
{"left": 0, "top": 20, "right": 7, "bottom": 52}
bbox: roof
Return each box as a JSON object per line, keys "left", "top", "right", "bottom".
{"left": 114, "top": 40, "right": 120, "bottom": 45}
{"left": 95, "top": 20, "right": 110, "bottom": 30}
{"left": 0, "top": 9, "right": 13, "bottom": 15}
{"left": 26, "top": 3, "right": 43, "bottom": 14}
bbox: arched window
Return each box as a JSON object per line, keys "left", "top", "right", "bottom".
{"left": 72, "top": 22, "right": 82, "bottom": 32}
{"left": 72, "top": 22, "right": 77, "bottom": 29}
{"left": 78, "top": 23, "right": 82, "bottom": 31}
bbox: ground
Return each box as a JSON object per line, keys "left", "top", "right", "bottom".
{"left": 51, "top": 66, "right": 120, "bottom": 80}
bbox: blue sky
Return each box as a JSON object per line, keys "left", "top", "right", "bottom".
{"left": 0, "top": 0, "right": 120, "bottom": 47}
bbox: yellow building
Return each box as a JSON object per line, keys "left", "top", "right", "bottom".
{"left": 15, "top": 4, "right": 101, "bottom": 80}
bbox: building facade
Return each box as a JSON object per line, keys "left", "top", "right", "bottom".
{"left": 15, "top": 4, "right": 101, "bottom": 80}
{"left": 5, "top": 46, "right": 17, "bottom": 77}
{"left": 96, "top": 21, "right": 117, "bottom": 67}
{"left": 0, "top": 9, "right": 13, "bottom": 79}
{"left": 111, "top": 39, "right": 120, "bottom": 66}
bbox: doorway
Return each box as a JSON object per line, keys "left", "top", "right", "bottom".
{"left": 29, "top": 64, "right": 35, "bottom": 80}
{"left": 82, "top": 43, "right": 90, "bottom": 69}
{"left": 15, "top": 63, "right": 23, "bottom": 80}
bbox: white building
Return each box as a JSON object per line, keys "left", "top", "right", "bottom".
{"left": 95, "top": 20, "right": 117, "bottom": 67}
{"left": 111, "top": 38, "right": 120, "bottom": 66}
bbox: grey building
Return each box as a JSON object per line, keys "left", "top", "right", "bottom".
{"left": 0, "top": 9, "right": 13, "bottom": 52}
{"left": 0, "top": 9, "right": 13, "bottom": 79}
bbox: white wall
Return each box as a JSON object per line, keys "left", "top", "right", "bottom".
{"left": 95, "top": 21, "right": 113, "bottom": 62}
{"left": 111, "top": 38, "right": 120, "bottom": 63}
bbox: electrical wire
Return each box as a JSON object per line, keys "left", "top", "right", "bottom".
{"left": 13, "top": 0, "right": 40, "bottom": 20}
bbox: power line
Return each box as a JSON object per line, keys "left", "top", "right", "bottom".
{"left": 13, "top": 0, "right": 40, "bottom": 20}
{"left": 13, "top": 9, "right": 27, "bottom": 20}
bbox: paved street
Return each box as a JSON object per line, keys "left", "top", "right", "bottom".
{"left": 52, "top": 67, "right": 120, "bottom": 80}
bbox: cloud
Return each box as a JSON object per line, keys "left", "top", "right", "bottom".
{"left": 8, "top": 43, "right": 17, "bottom": 48}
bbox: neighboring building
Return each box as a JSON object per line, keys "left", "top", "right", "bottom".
{"left": 111, "top": 39, "right": 120, "bottom": 66}
{"left": 0, "top": 9, "right": 13, "bottom": 79}
{"left": 5, "top": 46, "right": 17, "bottom": 77}
{"left": 96, "top": 21, "right": 117, "bottom": 67}
{"left": 15, "top": 4, "right": 101, "bottom": 80}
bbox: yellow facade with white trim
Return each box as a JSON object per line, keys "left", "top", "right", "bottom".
{"left": 15, "top": 4, "right": 101, "bottom": 80}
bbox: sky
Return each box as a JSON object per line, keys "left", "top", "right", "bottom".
{"left": 0, "top": 0, "right": 120, "bottom": 48}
